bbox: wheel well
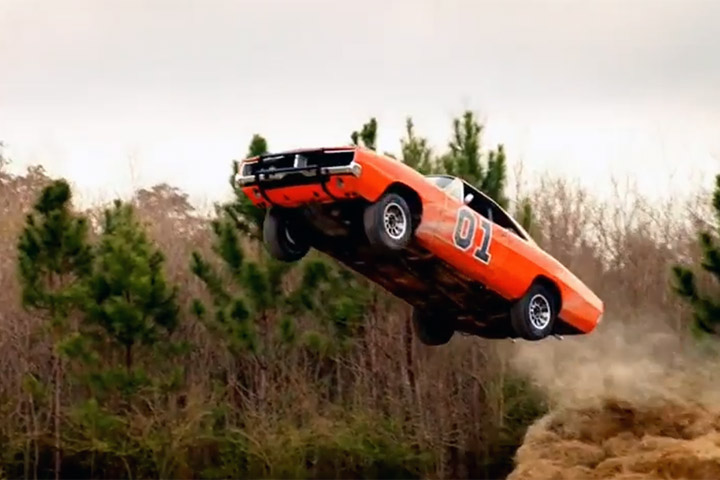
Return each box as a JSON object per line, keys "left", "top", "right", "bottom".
{"left": 383, "top": 182, "right": 423, "bottom": 227}
{"left": 533, "top": 275, "right": 562, "bottom": 312}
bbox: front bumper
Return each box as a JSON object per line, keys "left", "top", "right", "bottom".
{"left": 234, "top": 161, "right": 362, "bottom": 187}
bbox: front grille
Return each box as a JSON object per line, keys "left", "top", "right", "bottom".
{"left": 243, "top": 149, "right": 354, "bottom": 176}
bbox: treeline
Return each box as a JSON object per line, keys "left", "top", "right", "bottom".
{"left": 0, "top": 113, "right": 715, "bottom": 480}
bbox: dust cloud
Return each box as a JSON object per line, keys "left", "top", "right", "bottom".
{"left": 508, "top": 315, "right": 720, "bottom": 480}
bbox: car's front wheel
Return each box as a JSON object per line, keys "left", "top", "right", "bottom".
{"left": 263, "top": 208, "right": 310, "bottom": 262}
{"left": 510, "top": 283, "right": 558, "bottom": 340}
{"left": 412, "top": 309, "right": 454, "bottom": 346}
{"left": 363, "top": 192, "right": 413, "bottom": 252}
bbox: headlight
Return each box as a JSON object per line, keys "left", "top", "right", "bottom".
{"left": 233, "top": 171, "right": 242, "bottom": 186}
{"left": 233, "top": 161, "right": 248, "bottom": 185}
{"left": 237, "top": 159, "right": 256, "bottom": 177}
{"left": 237, "top": 160, "right": 248, "bottom": 176}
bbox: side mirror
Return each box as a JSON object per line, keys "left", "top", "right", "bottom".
{"left": 463, "top": 193, "right": 474, "bottom": 205}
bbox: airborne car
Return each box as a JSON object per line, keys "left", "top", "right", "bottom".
{"left": 234, "top": 146, "right": 603, "bottom": 345}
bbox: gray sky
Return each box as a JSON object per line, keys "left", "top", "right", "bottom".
{"left": 1, "top": 0, "right": 719, "bottom": 206}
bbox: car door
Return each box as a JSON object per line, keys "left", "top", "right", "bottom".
{"left": 433, "top": 179, "right": 499, "bottom": 286}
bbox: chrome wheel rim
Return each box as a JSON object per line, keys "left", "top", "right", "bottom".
{"left": 528, "top": 294, "right": 551, "bottom": 330}
{"left": 285, "top": 226, "right": 296, "bottom": 246}
{"left": 383, "top": 202, "right": 407, "bottom": 240}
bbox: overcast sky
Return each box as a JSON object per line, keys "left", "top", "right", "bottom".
{"left": 1, "top": 0, "right": 719, "bottom": 206}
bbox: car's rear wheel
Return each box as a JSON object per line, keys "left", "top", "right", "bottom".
{"left": 510, "top": 283, "right": 558, "bottom": 340}
{"left": 363, "top": 192, "right": 413, "bottom": 251}
{"left": 263, "top": 208, "right": 310, "bottom": 262}
{"left": 412, "top": 309, "right": 454, "bottom": 346}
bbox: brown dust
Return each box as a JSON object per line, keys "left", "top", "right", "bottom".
{"left": 508, "top": 318, "right": 720, "bottom": 480}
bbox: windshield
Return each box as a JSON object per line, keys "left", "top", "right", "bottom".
{"left": 425, "top": 175, "right": 454, "bottom": 189}
{"left": 426, "top": 175, "right": 464, "bottom": 202}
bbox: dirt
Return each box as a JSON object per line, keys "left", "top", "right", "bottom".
{"left": 507, "top": 317, "right": 720, "bottom": 480}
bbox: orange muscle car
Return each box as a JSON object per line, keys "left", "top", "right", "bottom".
{"left": 234, "top": 146, "right": 603, "bottom": 344}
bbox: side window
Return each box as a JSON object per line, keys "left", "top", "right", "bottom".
{"left": 463, "top": 185, "right": 493, "bottom": 221}
{"left": 461, "top": 183, "right": 528, "bottom": 240}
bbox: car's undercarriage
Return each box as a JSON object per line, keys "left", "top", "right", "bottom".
{"left": 296, "top": 200, "right": 519, "bottom": 339}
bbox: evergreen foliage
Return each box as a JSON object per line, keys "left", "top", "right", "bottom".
{"left": 191, "top": 201, "right": 309, "bottom": 358}
{"left": 517, "top": 197, "right": 535, "bottom": 236}
{"left": 227, "top": 134, "right": 269, "bottom": 239}
{"left": 17, "top": 179, "right": 93, "bottom": 317}
{"left": 190, "top": 213, "right": 289, "bottom": 355}
{"left": 673, "top": 174, "right": 720, "bottom": 337}
{"left": 83, "top": 200, "right": 180, "bottom": 372}
{"left": 16, "top": 179, "right": 93, "bottom": 480}
{"left": 441, "top": 111, "right": 509, "bottom": 207}
{"left": 351, "top": 118, "right": 378, "bottom": 151}
{"left": 400, "top": 117, "right": 434, "bottom": 174}
{"left": 291, "top": 257, "right": 373, "bottom": 352}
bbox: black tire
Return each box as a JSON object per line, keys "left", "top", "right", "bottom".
{"left": 263, "top": 208, "right": 310, "bottom": 262}
{"left": 412, "top": 309, "right": 454, "bottom": 346}
{"left": 510, "top": 283, "right": 558, "bottom": 341}
{"left": 363, "top": 192, "right": 413, "bottom": 251}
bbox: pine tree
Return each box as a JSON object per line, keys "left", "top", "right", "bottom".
{"left": 290, "top": 258, "right": 372, "bottom": 348}
{"left": 227, "top": 134, "right": 269, "bottom": 239}
{"left": 190, "top": 206, "right": 307, "bottom": 406}
{"left": 192, "top": 134, "right": 301, "bottom": 402}
{"left": 516, "top": 197, "right": 535, "bottom": 236}
{"left": 84, "top": 200, "right": 179, "bottom": 376}
{"left": 192, "top": 133, "right": 291, "bottom": 358}
{"left": 192, "top": 200, "right": 341, "bottom": 356}
{"left": 481, "top": 144, "right": 509, "bottom": 207}
{"left": 441, "top": 111, "right": 509, "bottom": 207}
{"left": 17, "top": 179, "right": 93, "bottom": 480}
{"left": 442, "top": 111, "right": 483, "bottom": 183}
{"left": 351, "top": 118, "right": 378, "bottom": 151}
{"left": 400, "top": 118, "right": 434, "bottom": 174}
{"left": 673, "top": 174, "right": 720, "bottom": 337}
{"left": 190, "top": 214, "right": 266, "bottom": 356}
{"left": 247, "top": 134, "right": 268, "bottom": 157}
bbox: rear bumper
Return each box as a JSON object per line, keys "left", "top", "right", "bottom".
{"left": 234, "top": 161, "right": 362, "bottom": 187}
